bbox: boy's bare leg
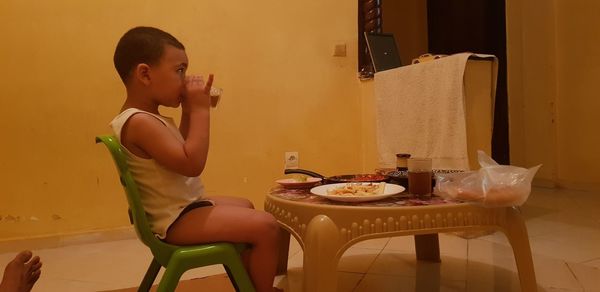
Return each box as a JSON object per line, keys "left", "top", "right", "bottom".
{"left": 208, "top": 196, "right": 255, "bottom": 269}
{"left": 165, "top": 205, "right": 281, "bottom": 292}
{"left": 0, "top": 251, "right": 42, "bottom": 292}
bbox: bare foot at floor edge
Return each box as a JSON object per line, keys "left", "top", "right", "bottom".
{"left": 0, "top": 251, "right": 42, "bottom": 292}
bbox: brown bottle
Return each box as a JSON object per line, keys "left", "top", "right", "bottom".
{"left": 394, "top": 153, "right": 411, "bottom": 188}
{"left": 396, "top": 153, "right": 411, "bottom": 171}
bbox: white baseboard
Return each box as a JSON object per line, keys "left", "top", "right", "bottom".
{"left": 533, "top": 177, "right": 600, "bottom": 192}
{"left": 556, "top": 180, "right": 600, "bottom": 192}
{"left": 0, "top": 226, "right": 136, "bottom": 253}
{"left": 532, "top": 178, "right": 558, "bottom": 188}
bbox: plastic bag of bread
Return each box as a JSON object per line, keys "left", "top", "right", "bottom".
{"left": 434, "top": 151, "right": 541, "bottom": 207}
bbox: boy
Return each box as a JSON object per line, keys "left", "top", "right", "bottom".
{"left": 111, "top": 27, "right": 281, "bottom": 292}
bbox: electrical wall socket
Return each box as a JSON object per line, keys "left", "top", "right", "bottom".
{"left": 285, "top": 152, "right": 299, "bottom": 169}
{"left": 333, "top": 43, "right": 347, "bottom": 57}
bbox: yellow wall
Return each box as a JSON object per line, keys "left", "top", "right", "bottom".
{"left": 0, "top": 0, "right": 364, "bottom": 240}
{"left": 554, "top": 0, "right": 600, "bottom": 188}
{"left": 505, "top": 0, "right": 559, "bottom": 184}
{"left": 506, "top": 0, "right": 600, "bottom": 189}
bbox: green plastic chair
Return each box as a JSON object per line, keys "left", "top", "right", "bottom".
{"left": 96, "top": 135, "right": 255, "bottom": 292}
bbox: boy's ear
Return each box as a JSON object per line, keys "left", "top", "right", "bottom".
{"left": 134, "top": 63, "right": 152, "bottom": 85}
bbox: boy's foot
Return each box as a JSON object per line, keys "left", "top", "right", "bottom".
{"left": 0, "top": 251, "right": 42, "bottom": 292}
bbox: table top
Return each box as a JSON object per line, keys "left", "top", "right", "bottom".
{"left": 269, "top": 186, "right": 461, "bottom": 208}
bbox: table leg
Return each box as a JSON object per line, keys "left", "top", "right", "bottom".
{"left": 303, "top": 215, "right": 341, "bottom": 292}
{"left": 416, "top": 261, "right": 440, "bottom": 292}
{"left": 501, "top": 207, "right": 538, "bottom": 292}
{"left": 276, "top": 227, "right": 291, "bottom": 275}
{"left": 414, "top": 234, "right": 441, "bottom": 262}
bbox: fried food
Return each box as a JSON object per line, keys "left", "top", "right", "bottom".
{"left": 326, "top": 182, "right": 386, "bottom": 196}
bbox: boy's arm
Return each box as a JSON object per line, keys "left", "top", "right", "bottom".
{"left": 179, "top": 105, "right": 192, "bottom": 139}
{"left": 179, "top": 75, "right": 212, "bottom": 139}
{"left": 124, "top": 75, "right": 212, "bottom": 177}
{"left": 179, "top": 111, "right": 190, "bottom": 139}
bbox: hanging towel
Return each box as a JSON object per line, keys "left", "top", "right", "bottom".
{"left": 374, "top": 53, "right": 497, "bottom": 170}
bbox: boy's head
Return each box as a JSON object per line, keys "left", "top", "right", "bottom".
{"left": 113, "top": 26, "right": 185, "bottom": 84}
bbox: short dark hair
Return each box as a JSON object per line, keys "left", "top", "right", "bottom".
{"left": 113, "top": 26, "right": 185, "bottom": 83}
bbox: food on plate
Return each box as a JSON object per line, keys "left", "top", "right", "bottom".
{"left": 276, "top": 176, "right": 321, "bottom": 189}
{"left": 326, "top": 182, "right": 386, "bottom": 196}
{"left": 291, "top": 175, "right": 308, "bottom": 182}
{"left": 345, "top": 174, "right": 386, "bottom": 182}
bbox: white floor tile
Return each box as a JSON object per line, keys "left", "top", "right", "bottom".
{"left": 355, "top": 273, "right": 465, "bottom": 292}
{"left": 338, "top": 247, "right": 380, "bottom": 273}
{"left": 352, "top": 237, "right": 390, "bottom": 250}
{"left": 467, "top": 238, "right": 518, "bottom": 273}
{"left": 282, "top": 267, "right": 304, "bottom": 292}
{"left": 583, "top": 258, "right": 600, "bottom": 269}
{"left": 288, "top": 236, "right": 302, "bottom": 257}
{"left": 287, "top": 250, "right": 303, "bottom": 270}
{"left": 529, "top": 231, "right": 600, "bottom": 263}
{"left": 533, "top": 254, "right": 582, "bottom": 291}
{"left": 354, "top": 274, "right": 416, "bottom": 292}
{"left": 566, "top": 262, "right": 600, "bottom": 292}
{"left": 384, "top": 235, "right": 415, "bottom": 252}
{"left": 438, "top": 233, "right": 469, "bottom": 258}
{"left": 368, "top": 250, "right": 468, "bottom": 283}
{"left": 465, "top": 261, "right": 522, "bottom": 292}
{"left": 337, "top": 272, "right": 364, "bottom": 292}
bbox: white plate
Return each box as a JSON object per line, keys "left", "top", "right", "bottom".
{"left": 310, "top": 183, "right": 405, "bottom": 202}
{"left": 276, "top": 177, "right": 322, "bottom": 189}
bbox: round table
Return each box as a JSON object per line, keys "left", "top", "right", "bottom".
{"left": 265, "top": 187, "right": 537, "bottom": 292}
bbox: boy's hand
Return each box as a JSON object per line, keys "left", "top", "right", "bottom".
{"left": 182, "top": 74, "right": 214, "bottom": 111}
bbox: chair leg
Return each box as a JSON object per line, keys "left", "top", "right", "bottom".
{"left": 223, "top": 257, "right": 255, "bottom": 292}
{"left": 224, "top": 265, "right": 240, "bottom": 292}
{"left": 138, "top": 258, "right": 161, "bottom": 292}
{"left": 156, "top": 264, "right": 186, "bottom": 292}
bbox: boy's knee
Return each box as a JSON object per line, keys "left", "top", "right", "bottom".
{"left": 241, "top": 198, "right": 255, "bottom": 209}
{"left": 229, "top": 197, "right": 254, "bottom": 209}
{"left": 255, "top": 212, "right": 280, "bottom": 237}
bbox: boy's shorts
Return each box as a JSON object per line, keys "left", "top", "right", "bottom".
{"left": 179, "top": 200, "right": 215, "bottom": 218}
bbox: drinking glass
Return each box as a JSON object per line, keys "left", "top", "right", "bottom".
{"left": 407, "top": 157, "right": 433, "bottom": 197}
{"left": 209, "top": 87, "right": 223, "bottom": 108}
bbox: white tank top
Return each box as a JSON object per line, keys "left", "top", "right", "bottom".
{"left": 110, "top": 108, "right": 205, "bottom": 239}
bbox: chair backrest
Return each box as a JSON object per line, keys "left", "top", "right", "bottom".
{"left": 96, "top": 135, "right": 174, "bottom": 260}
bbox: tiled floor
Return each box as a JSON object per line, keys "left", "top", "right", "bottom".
{"left": 1, "top": 187, "right": 599, "bottom": 291}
